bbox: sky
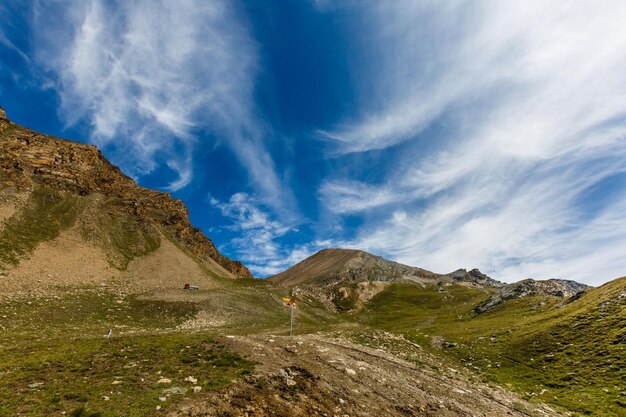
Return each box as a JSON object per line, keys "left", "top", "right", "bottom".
{"left": 2, "top": 1, "right": 626, "bottom": 285}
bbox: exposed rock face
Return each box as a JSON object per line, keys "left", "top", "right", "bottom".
{"left": 0, "top": 108, "right": 251, "bottom": 278}
{"left": 473, "top": 278, "right": 590, "bottom": 314}
{"left": 446, "top": 268, "right": 505, "bottom": 288}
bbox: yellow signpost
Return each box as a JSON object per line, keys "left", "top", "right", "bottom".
{"left": 282, "top": 289, "right": 299, "bottom": 336}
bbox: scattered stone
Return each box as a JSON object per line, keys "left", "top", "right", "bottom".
{"left": 184, "top": 376, "right": 197, "bottom": 384}
{"left": 112, "top": 380, "right": 122, "bottom": 385}
{"left": 163, "top": 386, "right": 188, "bottom": 395}
{"left": 102, "top": 396, "right": 110, "bottom": 401}
{"left": 158, "top": 397, "right": 167, "bottom": 402}
{"left": 192, "top": 386, "right": 202, "bottom": 393}
{"left": 157, "top": 378, "right": 172, "bottom": 384}
{"left": 345, "top": 368, "right": 356, "bottom": 376}
{"left": 27, "top": 382, "right": 43, "bottom": 388}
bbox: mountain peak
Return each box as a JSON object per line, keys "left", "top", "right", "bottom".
{"left": 269, "top": 248, "right": 440, "bottom": 287}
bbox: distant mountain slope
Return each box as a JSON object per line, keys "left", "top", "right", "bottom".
{"left": 0, "top": 107, "right": 251, "bottom": 292}
{"left": 268, "top": 248, "right": 441, "bottom": 287}
{"left": 359, "top": 275, "right": 625, "bottom": 415}
{"left": 475, "top": 276, "right": 625, "bottom": 415}
{"left": 473, "top": 278, "right": 590, "bottom": 314}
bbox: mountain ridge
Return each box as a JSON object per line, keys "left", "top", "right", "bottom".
{"left": 473, "top": 277, "right": 591, "bottom": 314}
{"left": 268, "top": 248, "right": 442, "bottom": 287}
{"left": 0, "top": 107, "right": 252, "bottom": 286}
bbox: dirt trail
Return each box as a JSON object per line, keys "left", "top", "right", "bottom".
{"left": 169, "top": 332, "right": 560, "bottom": 417}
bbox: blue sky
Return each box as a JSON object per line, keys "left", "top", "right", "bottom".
{"left": 2, "top": 1, "right": 626, "bottom": 285}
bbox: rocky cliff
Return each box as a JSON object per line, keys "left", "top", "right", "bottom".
{"left": 0, "top": 107, "right": 251, "bottom": 279}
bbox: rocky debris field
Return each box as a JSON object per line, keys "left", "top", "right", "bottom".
{"left": 168, "top": 332, "right": 560, "bottom": 417}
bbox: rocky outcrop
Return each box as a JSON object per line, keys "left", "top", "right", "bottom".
{"left": 0, "top": 108, "right": 252, "bottom": 278}
{"left": 445, "top": 268, "right": 505, "bottom": 288}
{"left": 473, "top": 278, "right": 590, "bottom": 314}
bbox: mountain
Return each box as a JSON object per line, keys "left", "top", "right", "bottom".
{"left": 268, "top": 248, "right": 441, "bottom": 287}
{"left": 267, "top": 248, "right": 508, "bottom": 311}
{"left": 268, "top": 248, "right": 506, "bottom": 289}
{"left": 473, "top": 278, "right": 590, "bottom": 314}
{"left": 0, "top": 107, "right": 251, "bottom": 293}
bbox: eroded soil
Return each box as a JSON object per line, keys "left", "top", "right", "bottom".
{"left": 169, "top": 332, "right": 560, "bottom": 417}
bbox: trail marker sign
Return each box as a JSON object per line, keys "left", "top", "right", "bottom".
{"left": 283, "top": 289, "right": 299, "bottom": 336}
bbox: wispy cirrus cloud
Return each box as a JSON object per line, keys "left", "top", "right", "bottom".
{"left": 318, "top": 1, "right": 626, "bottom": 285}
{"left": 29, "top": 0, "right": 295, "bottom": 215}
{"left": 320, "top": 1, "right": 626, "bottom": 155}
{"left": 210, "top": 193, "right": 333, "bottom": 276}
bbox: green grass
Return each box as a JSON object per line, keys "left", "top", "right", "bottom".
{"left": 0, "top": 333, "right": 252, "bottom": 417}
{"left": 0, "top": 289, "right": 252, "bottom": 417}
{"left": 0, "top": 290, "right": 199, "bottom": 338}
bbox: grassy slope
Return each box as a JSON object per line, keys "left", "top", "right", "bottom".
{"left": 359, "top": 281, "right": 626, "bottom": 416}
{"left": 184, "top": 277, "right": 353, "bottom": 335}
{"left": 0, "top": 279, "right": 351, "bottom": 416}
{"left": 0, "top": 290, "right": 253, "bottom": 417}
{"left": 0, "top": 188, "right": 270, "bottom": 415}
{"left": 91, "top": 197, "right": 161, "bottom": 270}
{"left": 0, "top": 187, "right": 163, "bottom": 272}
{"left": 0, "top": 188, "right": 83, "bottom": 267}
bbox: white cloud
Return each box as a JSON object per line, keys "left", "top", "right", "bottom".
{"left": 321, "top": 1, "right": 626, "bottom": 155}
{"left": 30, "top": 0, "right": 295, "bottom": 213}
{"left": 319, "top": 180, "right": 406, "bottom": 214}
{"left": 319, "top": 1, "right": 626, "bottom": 285}
{"left": 210, "top": 193, "right": 333, "bottom": 276}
